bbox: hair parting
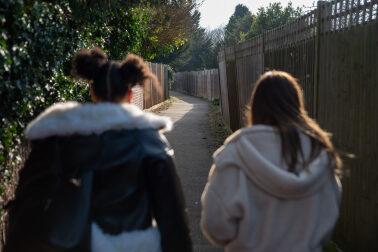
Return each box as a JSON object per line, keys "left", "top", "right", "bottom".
{"left": 106, "top": 63, "right": 114, "bottom": 101}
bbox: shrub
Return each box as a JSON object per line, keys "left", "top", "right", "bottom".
{"left": 212, "top": 98, "right": 220, "bottom": 106}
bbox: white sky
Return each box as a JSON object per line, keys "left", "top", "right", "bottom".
{"left": 199, "top": 0, "right": 318, "bottom": 30}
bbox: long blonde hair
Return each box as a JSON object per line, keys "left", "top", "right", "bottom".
{"left": 248, "top": 71, "right": 342, "bottom": 175}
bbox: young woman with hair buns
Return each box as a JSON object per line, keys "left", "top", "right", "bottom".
{"left": 5, "top": 47, "right": 192, "bottom": 252}
{"left": 201, "top": 71, "right": 342, "bottom": 252}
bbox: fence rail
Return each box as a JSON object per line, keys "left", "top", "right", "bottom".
{"left": 216, "top": 0, "right": 377, "bottom": 250}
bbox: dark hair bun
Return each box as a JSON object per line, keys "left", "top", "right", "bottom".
{"left": 71, "top": 47, "right": 108, "bottom": 81}
{"left": 120, "top": 54, "right": 154, "bottom": 87}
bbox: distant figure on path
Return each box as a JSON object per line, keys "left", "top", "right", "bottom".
{"left": 5, "top": 47, "right": 192, "bottom": 252}
{"left": 201, "top": 71, "right": 342, "bottom": 252}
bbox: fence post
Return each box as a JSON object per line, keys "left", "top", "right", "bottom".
{"left": 314, "top": 1, "right": 330, "bottom": 119}
{"left": 224, "top": 46, "right": 241, "bottom": 130}
{"left": 164, "top": 66, "right": 169, "bottom": 99}
{"left": 262, "top": 31, "right": 265, "bottom": 72}
{"left": 217, "top": 51, "right": 224, "bottom": 118}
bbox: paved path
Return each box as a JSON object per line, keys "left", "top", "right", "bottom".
{"left": 157, "top": 91, "right": 223, "bottom": 252}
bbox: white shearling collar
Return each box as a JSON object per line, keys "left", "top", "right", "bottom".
{"left": 213, "top": 125, "right": 331, "bottom": 199}
{"left": 25, "top": 102, "right": 172, "bottom": 140}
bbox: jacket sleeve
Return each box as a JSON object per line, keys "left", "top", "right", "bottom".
{"left": 146, "top": 154, "right": 192, "bottom": 252}
{"left": 6, "top": 139, "right": 93, "bottom": 251}
{"left": 200, "top": 164, "right": 241, "bottom": 247}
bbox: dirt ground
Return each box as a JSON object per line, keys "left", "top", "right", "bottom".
{"left": 157, "top": 91, "right": 223, "bottom": 252}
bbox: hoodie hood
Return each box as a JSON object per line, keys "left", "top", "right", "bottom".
{"left": 25, "top": 102, "right": 172, "bottom": 140}
{"left": 213, "top": 125, "right": 331, "bottom": 199}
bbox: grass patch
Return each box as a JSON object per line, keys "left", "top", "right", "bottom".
{"left": 209, "top": 100, "right": 232, "bottom": 147}
{"left": 324, "top": 241, "right": 344, "bottom": 252}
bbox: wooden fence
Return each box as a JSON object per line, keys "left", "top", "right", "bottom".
{"left": 218, "top": 0, "right": 378, "bottom": 250}
{"left": 172, "top": 69, "right": 220, "bottom": 101}
{"left": 132, "top": 62, "right": 169, "bottom": 110}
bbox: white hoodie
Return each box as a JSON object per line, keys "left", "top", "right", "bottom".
{"left": 201, "top": 125, "right": 341, "bottom": 252}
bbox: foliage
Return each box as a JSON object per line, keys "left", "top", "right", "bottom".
{"left": 223, "top": 4, "right": 253, "bottom": 47}
{"left": 211, "top": 98, "right": 219, "bottom": 106}
{"left": 324, "top": 241, "right": 344, "bottom": 252}
{"left": 164, "top": 2, "right": 302, "bottom": 71}
{"left": 154, "top": 41, "right": 193, "bottom": 71}
{"left": 1, "top": 1, "right": 87, "bottom": 179}
{"left": 208, "top": 27, "right": 225, "bottom": 49}
{"left": 153, "top": 14, "right": 219, "bottom": 72}
{"left": 242, "top": 2, "right": 302, "bottom": 40}
{"left": 174, "top": 27, "right": 218, "bottom": 72}
{"left": 209, "top": 100, "right": 232, "bottom": 147}
{"left": 222, "top": 2, "right": 302, "bottom": 46}
{"left": 139, "top": 0, "right": 200, "bottom": 59}
{"left": 67, "top": 0, "right": 150, "bottom": 59}
{"left": 156, "top": 2, "right": 301, "bottom": 72}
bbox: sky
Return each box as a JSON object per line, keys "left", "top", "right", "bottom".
{"left": 199, "top": 0, "right": 318, "bottom": 30}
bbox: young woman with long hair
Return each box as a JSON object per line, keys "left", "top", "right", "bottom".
{"left": 201, "top": 71, "right": 342, "bottom": 252}
{"left": 5, "top": 47, "right": 192, "bottom": 252}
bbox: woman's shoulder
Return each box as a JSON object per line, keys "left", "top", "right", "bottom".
{"left": 25, "top": 101, "right": 172, "bottom": 140}
{"left": 224, "top": 125, "right": 277, "bottom": 144}
{"left": 132, "top": 129, "right": 173, "bottom": 156}
{"left": 214, "top": 125, "right": 278, "bottom": 158}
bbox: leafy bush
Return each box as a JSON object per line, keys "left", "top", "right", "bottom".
{"left": 212, "top": 99, "right": 220, "bottom": 106}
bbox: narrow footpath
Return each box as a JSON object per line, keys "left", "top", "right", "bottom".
{"left": 157, "top": 91, "right": 222, "bottom": 252}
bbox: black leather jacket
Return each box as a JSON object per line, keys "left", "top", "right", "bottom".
{"left": 5, "top": 102, "right": 192, "bottom": 252}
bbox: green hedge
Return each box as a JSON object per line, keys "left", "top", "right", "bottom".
{"left": 0, "top": 0, "right": 150, "bottom": 209}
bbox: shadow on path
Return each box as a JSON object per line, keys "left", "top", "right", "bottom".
{"left": 157, "top": 91, "right": 222, "bottom": 252}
